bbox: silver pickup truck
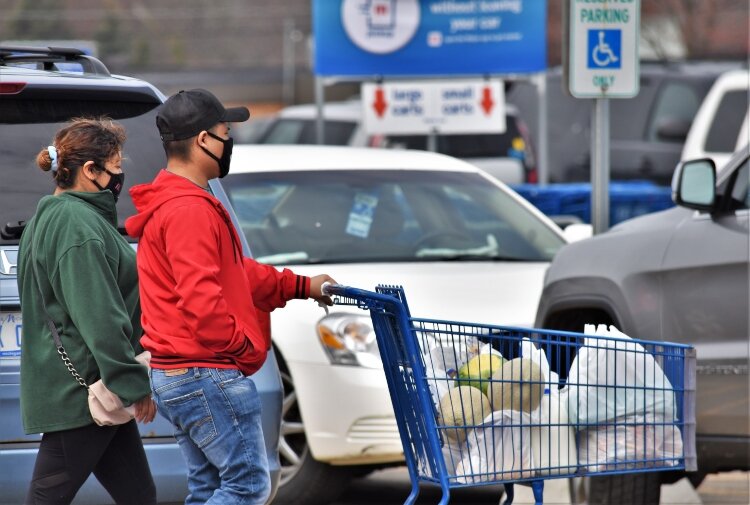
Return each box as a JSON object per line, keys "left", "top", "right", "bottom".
{"left": 535, "top": 146, "right": 749, "bottom": 504}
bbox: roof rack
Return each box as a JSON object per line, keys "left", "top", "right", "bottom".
{"left": 0, "top": 45, "right": 110, "bottom": 76}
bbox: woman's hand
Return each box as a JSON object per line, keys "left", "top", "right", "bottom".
{"left": 133, "top": 395, "right": 157, "bottom": 424}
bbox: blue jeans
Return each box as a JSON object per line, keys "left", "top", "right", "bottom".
{"left": 150, "top": 367, "right": 270, "bottom": 505}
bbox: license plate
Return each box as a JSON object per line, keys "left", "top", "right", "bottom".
{"left": 0, "top": 312, "right": 22, "bottom": 358}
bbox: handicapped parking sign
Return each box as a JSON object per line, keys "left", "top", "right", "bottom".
{"left": 588, "top": 29, "right": 621, "bottom": 69}
{"left": 567, "top": 0, "right": 639, "bottom": 98}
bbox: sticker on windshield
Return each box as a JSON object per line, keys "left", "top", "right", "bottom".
{"left": 345, "top": 192, "right": 379, "bottom": 238}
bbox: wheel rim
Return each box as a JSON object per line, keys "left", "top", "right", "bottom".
{"left": 278, "top": 368, "right": 308, "bottom": 486}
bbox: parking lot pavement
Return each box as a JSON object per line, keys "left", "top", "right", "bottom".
{"left": 696, "top": 471, "right": 750, "bottom": 505}
{"left": 332, "top": 468, "right": 750, "bottom": 505}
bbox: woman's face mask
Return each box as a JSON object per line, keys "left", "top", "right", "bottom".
{"left": 92, "top": 168, "right": 125, "bottom": 202}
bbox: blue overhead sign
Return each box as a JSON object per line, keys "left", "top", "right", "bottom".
{"left": 313, "top": 0, "right": 547, "bottom": 77}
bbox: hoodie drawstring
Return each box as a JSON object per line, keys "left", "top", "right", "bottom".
{"left": 219, "top": 210, "right": 240, "bottom": 263}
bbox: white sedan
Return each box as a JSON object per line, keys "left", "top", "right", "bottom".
{"left": 223, "top": 145, "right": 568, "bottom": 505}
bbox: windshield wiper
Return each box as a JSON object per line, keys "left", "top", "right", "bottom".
{"left": 254, "top": 251, "right": 310, "bottom": 265}
{"left": 422, "top": 253, "right": 527, "bottom": 262}
{"left": 416, "top": 234, "right": 502, "bottom": 259}
{"left": 1, "top": 221, "right": 26, "bottom": 240}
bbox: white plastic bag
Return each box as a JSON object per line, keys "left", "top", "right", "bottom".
{"left": 531, "top": 387, "right": 578, "bottom": 476}
{"left": 566, "top": 324, "right": 676, "bottom": 425}
{"left": 518, "top": 338, "right": 577, "bottom": 476}
{"left": 577, "top": 413, "right": 683, "bottom": 472}
{"left": 455, "top": 410, "right": 536, "bottom": 483}
{"left": 520, "top": 337, "right": 559, "bottom": 386}
{"left": 424, "top": 336, "right": 505, "bottom": 410}
{"left": 424, "top": 344, "right": 462, "bottom": 406}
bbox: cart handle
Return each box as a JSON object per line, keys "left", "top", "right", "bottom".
{"left": 321, "top": 281, "right": 335, "bottom": 297}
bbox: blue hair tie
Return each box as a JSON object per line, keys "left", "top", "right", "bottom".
{"left": 47, "top": 145, "right": 58, "bottom": 173}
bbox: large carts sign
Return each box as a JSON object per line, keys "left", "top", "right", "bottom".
{"left": 568, "top": 0, "right": 640, "bottom": 98}
{"left": 313, "top": 0, "right": 547, "bottom": 76}
{"left": 362, "top": 79, "right": 505, "bottom": 135}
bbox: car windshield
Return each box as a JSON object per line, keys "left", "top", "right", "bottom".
{"left": 222, "top": 169, "right": 564, "bottom": 264}
{"left": 259, "top": 118, "right": 356, "bottom": 145}
{"left": 0, "top": 99, "right": 165, "bottom": 244}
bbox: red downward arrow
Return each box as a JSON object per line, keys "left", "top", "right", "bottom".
{"left": 480, "top": 87, "right": 494, "bottom": 115}
{"left": 373, "top": 88, "right": 387, "bottom": 118}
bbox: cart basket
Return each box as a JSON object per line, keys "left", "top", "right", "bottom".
{"left": 324, "top": 284, "right": 697, "bottom": 505}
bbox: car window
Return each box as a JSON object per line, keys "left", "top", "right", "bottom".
{"left": 727, "top": 158, "right": 749, "bottom": 211}
{"left": 705, "top": 90, "right": 749, "bottom": 153}
{"left": 0, "top": 102, "right": 165, "bottom": 244}
{"left": 646, "top": 81, "right": 702, "bottom": 142}
{"left": 610, "top": 75, "right": 660, "bottom": 140}
{"left": 260, "top": 118, "right": 306, "bottom": 143}
{"left": 223, "top": 170, "right": 564, "bottom": 264}
{"left": 384, "top": 118, "right": 524, "bottom": 159}
{"left": 259, "top": 118, "right": 356, "bottom": 145}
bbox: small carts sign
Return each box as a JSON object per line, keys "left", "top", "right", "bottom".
{"left": 362, "top": 79, "right": 506, "bottom": 135}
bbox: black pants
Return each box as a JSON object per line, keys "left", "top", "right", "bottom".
{"left": 26, "top": 420, "right": 156, "bottom": 505}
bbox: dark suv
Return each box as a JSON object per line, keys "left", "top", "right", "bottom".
{"left": 508, "top": 62, "right": 744, "bottom": 184}
{"left": 0, "top": 46, "right": 282, "bottom": 504}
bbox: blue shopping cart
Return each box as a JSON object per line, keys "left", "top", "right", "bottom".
{"left": 322, "top": 284, "right": 697, "bottom": 505}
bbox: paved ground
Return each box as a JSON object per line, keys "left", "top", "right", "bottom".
{"left": 331, "top": 468, "right": 749, "bottom": 505}
{"left": 695, "top": 471, "right": 750, "bottom": 505}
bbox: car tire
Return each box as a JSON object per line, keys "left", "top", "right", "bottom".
{"left": 273, "top": 353, "right": 356, "bottom": 505}
{"left": 273, "top": 450, "right": 354, "bottom": 505}
{"left": 547, "top": 311, "right": 662, "bottom": 505}
{"left": 687, "top": 471, "right": 707, "bottom": 488}
{"left": 587, "top": 473, "right": 662, "bottom": 505}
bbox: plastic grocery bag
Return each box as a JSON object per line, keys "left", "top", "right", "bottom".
{"left": 520, "top": 337, "right": 559, "bottom": 387}
{"left": 566, "top": 324, "right": 676, "bottom": 425}
{"left": 422, "top": 335, "right": 503, "bottom": 409}
{"left": 424, "top": 343, "right": 462, "bottom": 406}
{"left": 454, "top": 410, "right": 536, "bottom": 483}
{"left": 577, "top": 413, "right": 684, "bottom": 472}
{"left": 530, "top": 389, "right": 578, "bottom": 476}
{"left": 517, "top": 338, "right": 578, "bottom": 476}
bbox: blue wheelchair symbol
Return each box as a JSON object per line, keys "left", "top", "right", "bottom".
{"left": 588, "top": 29, "right": 621, "bottom": 69}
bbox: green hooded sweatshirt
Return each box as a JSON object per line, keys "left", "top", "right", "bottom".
{"left": 17, "top": 191, "right": 151, "bottom": 434}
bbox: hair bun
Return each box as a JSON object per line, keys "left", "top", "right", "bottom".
{"left": 36, "top": 147, "right": 53, "bottom": 172}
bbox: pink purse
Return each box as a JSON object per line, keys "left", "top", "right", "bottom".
{"left": 55, "top": 343, "right": 151, "bottom": 426}
{"left": 86, "top": 352, "right": 151, "bottom": 426}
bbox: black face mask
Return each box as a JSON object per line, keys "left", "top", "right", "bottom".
{"left": 92, "top": 169, "right": 125, "bottom": 202}
{"left": 201, "top": 131, "right": 233, "bottom": 178}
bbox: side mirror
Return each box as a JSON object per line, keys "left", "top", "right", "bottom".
{"left": 672, "top": 159, "right": 716, "bottom": 212}
{"left": 656, "top": 118, "right": 692, "bottom": 142}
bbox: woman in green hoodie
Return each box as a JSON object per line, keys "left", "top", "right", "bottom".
{"left": 17, "top": 118, "right": 157, "bottom": 505}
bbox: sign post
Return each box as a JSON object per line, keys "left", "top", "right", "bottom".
{"left": 566, "top": 0, "right": 640, "bottom": 234}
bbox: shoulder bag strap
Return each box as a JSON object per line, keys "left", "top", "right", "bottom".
{"left": 27, "top": 220, "right": 89, "bottom": 389}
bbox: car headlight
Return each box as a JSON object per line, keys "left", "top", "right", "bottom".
{"left": 317, "top": 313, "right": 381, "bottom": 368}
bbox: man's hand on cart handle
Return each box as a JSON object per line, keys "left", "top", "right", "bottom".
{"left": 310, "top": 275, "right": 336, "bottom": 314}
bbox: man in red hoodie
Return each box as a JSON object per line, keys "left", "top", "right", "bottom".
{"left": 126, "top": 89, "right": 334, "bottom": 505}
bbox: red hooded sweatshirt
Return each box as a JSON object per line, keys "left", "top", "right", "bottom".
{"left": 125, "top": 170, "right": 309, "bottom": 375}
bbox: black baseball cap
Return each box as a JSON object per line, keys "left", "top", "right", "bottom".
{"left": 156, "top": 89, "right": 250, "bottom": 141}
